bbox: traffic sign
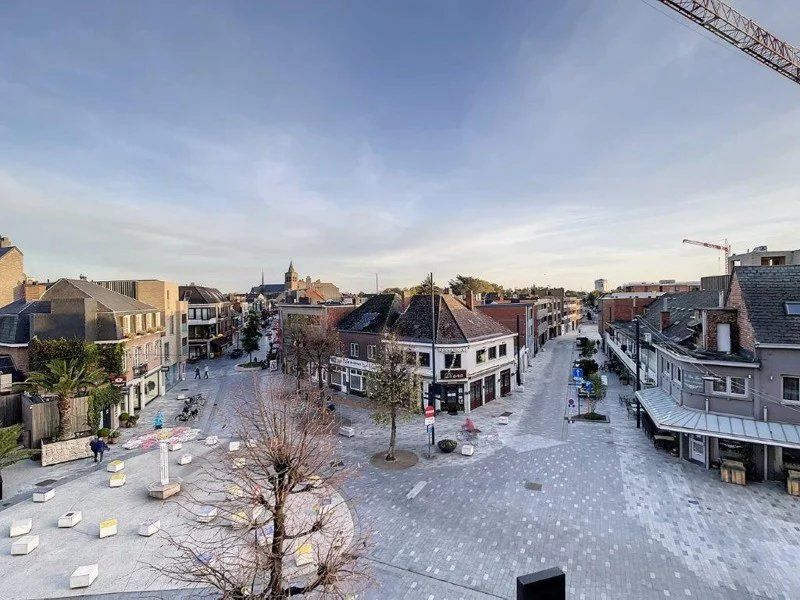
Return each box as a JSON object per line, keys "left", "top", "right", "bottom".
{"left": 424, "top": 405, "right": 435, "bottom": 426}
{"left": 572, "top": 368, "right": 583, "bottom": 380}
{"left": 425, "top": 416, "right": 435, "bottom": 426}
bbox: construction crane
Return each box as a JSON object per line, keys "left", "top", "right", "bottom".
{"left": 682, "top": 238, "right": 732, "bottom": 274}
{"left": 655, "top": 0, "right": 800, "bottom": 85}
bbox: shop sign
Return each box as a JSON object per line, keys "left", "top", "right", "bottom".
{"left": 440, "top": 369, "right": 467, "bottom": 381}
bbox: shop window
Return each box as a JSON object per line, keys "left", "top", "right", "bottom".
{"left": 488, "top": 346, "right": 497, "bottom": 360}
{"left": 783, "top": 376, "right": 800, "bottom": 403}
{"left": 499, "top": 344, "right": 507, "bottom": 357}
{"left": 350, "top": 369, "right": 363, "bottom": 391}
{"left": 350, "top": 343, "right": 359, "bottom": 358}
{"left": 445, "top": 353, "right": 461, "bottom": 368}
{"left": 476, "top": 349, "right": 487, "bottom": 364}
{"left": 418, "top": 352, "right": 430, "bottom": 367}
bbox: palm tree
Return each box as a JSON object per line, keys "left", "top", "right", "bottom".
{"left": 23, "top": 359, "right": 106, "bottom": 441}
{"left": 0, "top": 424, "right": 35, "bottom": 499}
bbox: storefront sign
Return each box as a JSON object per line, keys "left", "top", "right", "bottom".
{"left": 440, "top": 369, "right": 467, "bottom": 381}
{"left": 331, "top": 356, "right": 377, "bottom": 371}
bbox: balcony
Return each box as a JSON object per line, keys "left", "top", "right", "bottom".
{"left": 188, "top": 316, "right": 218, "bottom": 326}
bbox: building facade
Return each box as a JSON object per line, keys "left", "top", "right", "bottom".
{"left": 96, "top": 279, "right": 188, "bottom": 390}
{"left": 0, "top": 235, "right": 26, "bottom": 308}
{"left": 729, "top": 245, "right": 800, "bottom": 271}
{"left": 476, "top": 299, "right": 536, "bottom": 367}
{"left": 621, "top": 280, "right": 700, "bottom": 293}
{"left": 594, "top": 278, "right": 607, "bottom": 293}
{"left": 180, "top": 285, "right": 233, "bottom": 360}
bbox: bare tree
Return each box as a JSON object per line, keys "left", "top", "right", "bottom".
{"left": 368, "top": 335, "right": 420, "bottom": 462}
{"left": 301, "top": 317, "right": 340, "bottom": 401}
{"left": 285, "top": 318, "right": 310, "bottom": 392}
{"left": 156, "top": 384, "right": 369, "bottom": 599}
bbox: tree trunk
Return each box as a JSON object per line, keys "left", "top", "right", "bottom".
{"left": 387, "top": 404, "right": 397, "bottom": 461}
{"left": 268, "top": 478, "right": 287, "bottom": 599}
{"left": 0, "top": 470, "right": 4, "bottom": 500}
{"left": 57, "top": 394, "right": 73, "bottom": 441}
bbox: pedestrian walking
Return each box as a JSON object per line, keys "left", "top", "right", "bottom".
{"left": 154, "top": 411, "right": 164, "bottom": 430}
{"left": 90, "top": 437, "right": 110, "bottom": 462}
{"left": 203, "top": 365, "right": 209, "bottom": 379}
{"left": 194, "top": 366, "right": 201, "bottom": 379}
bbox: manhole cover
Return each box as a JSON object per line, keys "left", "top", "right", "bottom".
{"left": 500, "top": 411, "right": 514, "bottom": 417}
{"left": 35, "top": 479, "right": 57, "bottom": 487}
{"left": 524, "top": 481, "right": 543, "bottom": 491}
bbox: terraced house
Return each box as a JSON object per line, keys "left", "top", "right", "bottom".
{"left": 180, "top": 284, "right": 233, "bottom": 360}
{"left": 636, "top": 265, "right": 800, "bottom": 483}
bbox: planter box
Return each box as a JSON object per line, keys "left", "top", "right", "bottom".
{"left": 228, "top": 441, "right": 241, "bottom": 452}
{"left": 40, "top": 435, "right": 94, "bottom": 467}
{"left": 788, "top": 470, "right": 800, "bottom": 497}
{"left": 109, "top": 473, "right": 126, "bottom": 487}
{"left": 498, "top": 416, "right": 509, "bottom": 425}
{"left": 169, "top": 441, "right": 182, "bottom": 451}
{"left": 721, "top": 460, "right": 746, "bottom": 486}
{"left": 205, "top": 436, "right": 218, "bottom": 446}
{"left": 32, "top": 487, "right": 55, "bottom": 503}
{"left": 99, "top": 519, "right": 118, "bottom": 538}
{"left": 106, "top": 459, "right": 125, "bottom": 472}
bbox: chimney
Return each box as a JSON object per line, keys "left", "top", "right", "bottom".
{"left": 0, "top": 235, "right": 12, "bottom": 248}
{"left": 24, "top": 282, "right": 47, "bottom": 301}
{"left": 660, "top": 296, "right": 670, "bottom": 331}
{"left": 466, "top": 291, "right": 475, "bottom": 310}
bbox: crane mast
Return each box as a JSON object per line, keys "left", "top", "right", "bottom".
{"left": 682, "top": 238, "right": 732, "bottom": 275}
{"left": 656, "top": 0, "right": 800, "bottom": 85}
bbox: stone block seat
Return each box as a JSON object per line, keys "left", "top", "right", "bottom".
{"left": 32, "top": 486, "right": 55, "bottom": 503}
{"left": 69, "top": 564, "right": 98, "bottom": 589}
{"left": 228, "top": 440, "right": 240, "bottom": 452}
{"left": 106, "top": 459, "right": 125, "bottom": 472}
{"left": 58, "top": 511, "right": 82, "bottom": 528}
{"left": 197, "top": 506, "right": 217, "bottom": 523}
{"left": 109, "top": 473, "right": 126, "bottom": 487}
{"left": 11, "top": 535, "right": 39, "bottom": 555}
{"left": 498, "top": 416, "right": 510, "bottom": 425}
{"left": 295, "top": 543, "right": 314, "bottom": 566}
{"left": 178, "top": 454, "right": 192, "bottom": 465}
{"left": 10, "top": 518, "right": 32, "bottom": 537}
{"left": 339, "top": 426, "right": 355, "bottom": 438}
{"left": 461, "top": 444, "right": 474, "bottom": 456}
{"left": 169, "top": 441, "right": 182, "bottom": 451}
{"left": 205, "top": 435, "right": 218, "bottom": 446}
{"left": 138, "top": 519, "right": 160, "bottom": 537}
{"left": 99, "top": 519, "right": 118, "bottom": 539}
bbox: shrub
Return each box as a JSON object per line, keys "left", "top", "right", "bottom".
{"left": 577, "top": 359, "right": 598, "bottom": 377}
{"left": 437, "top": 439, "right": 458, "bottom": 453}
{"left": 97, "top": 427, "right": 111, "bottom": 439}
{"left": 119, "top": 412, "right": 130, "bottom": 422}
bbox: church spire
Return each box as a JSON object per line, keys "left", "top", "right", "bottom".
{"left": 261, "top": 269, "right": 264, "bottom": 287}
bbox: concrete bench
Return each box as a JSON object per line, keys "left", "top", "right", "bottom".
{"left": 338, "top": 426, "right": 355, "bottom": 438}
{"left": 461, "top": 444, "right": 474, "bottom": 456}
{"left": 69, "top": 564, "right": 98, "bottom": 589}
{"left": 232, "top": 457, "right": 246, "bottom": 469}
{"left": 169, "top": 441, "right": 182, "bottom": 451}
{"left": 58, "top": 511, "right": 82, "bottom": 528}
{"left": 178, "top": 454, "right": 192, "bottom": 465}
{"left": 32, "top": 487, "right": 55, "bottom": 503}
{"left": 296, "top": 543, "right": 314, "bottom": 566}
{"left": 11, "top": 535, "right": 39, "bottom": 555}
{"left": 205, "top": 435, "right": 218, "bottom": 446}
{"left": 10, "top": 518, "right": 32, "bottom": 537}
{"left": 99, "top": 519, "right": 118, "bottom": 538}
{"left": 106, "top": 459, "right": 125, "bottom": 472}
{"left": 197, "top": 506, "right": 217, "bottom": 523}
{"left": 109, "top": 473, "right": 126, "bottom": 487}
{"left": 228, "top": 440, "right": 241, "bottom": 452}
{"left": 138, "top": 519, "right": 161, "bottom": 537}
{"left": 498, "top": 416, "right": 509, "bottom": 425}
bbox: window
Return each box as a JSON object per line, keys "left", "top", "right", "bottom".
{"left": 350, "top": 369, "right": 363, "bottom": 392}
{"left": 488, "top": 346, "right": 497, "bottom": 360}
{"left": 145, "top": 313, "right": 153, "bottom": 330}
{"left": 476, "top": 349, "right": 487, "bottom": 364}
{"left": 350, "top": 343, "right": 359, "bottom": 358}
{"left": 672, "top": 365, "right": 682, "bottom": 383}
{"left": 783, "top": 376, "right": 800, "bottom": 403}
{"left": 169, "top": 315, "right": 175, "bottom": 335}
{"left": 499, "top": 343, "right": 507, "bottom": 357}
{"left": 155, "top": 312, "right": 161, "bottom": 328}
{"left": 445, "top": 353, "right": 461, "bottom": 368}
{"left": 712, "top": 378, "right": 726, "bottom": 393}
{"left": 786, "top": 302, "right": 800, "bottom": 316}
{"left": 135, "top": 314, "right": 142, "bottom": 332}
{"left": 418, "top": 352, "right": 430, "bottom": 367}
{"left": 710, "top": 376, "right": 748, "bottom": 397}
{"left": 730, "top": 377, "right": 746, "bottom": 396}
{"left": 122, "top": 315, "right": 131, "bottom": 336}
{"left": 406, "top": 351, "right": 416, "bottom": 365}
{"left": 367, "top": 345, "right": 376, "bottom": 360}
{"left": 163, "top": 342, "right": 169, "bottom": 363}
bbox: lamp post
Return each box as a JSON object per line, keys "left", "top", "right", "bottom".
{"left": 635, "top": 317, "right": 641, "bottom": 429}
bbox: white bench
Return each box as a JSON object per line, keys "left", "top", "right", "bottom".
{"left": 138, "top": 519, "right": 160, "bottom": 537}
{"left": 178, "top": 454, "right": 192, "bottom": 465}
{"left": 228, "top": 440, "right": 241, "bottom": 452}
{"left": 461, "top": 444, "right": 474, "bottom": 456}
{"left": 338, "top": 426, "right": 355, "bottom": 438}
{"left": 169, "top": 441, "right": 182, "bottom": 451}
{"left": 205, "top": 435, "right": 218, "bottom": 446}
{"left": 232, "top": 457, "right": 246, "bottom": 469}
{"left": 69, "top": 564, "right": 98, "bottom": 589}
{"left": 58, "top": 511, "right": 82, "bottom": 528}
{"left": 295, "top": 543, "right": 314, "bottom": 566}
{"left": 109, "top": 473, "right": 126, "bottom": 487}
{"left": 498, "top": 416, "right": 509, "bottom": 425}
{"left": 10, "top": 518, "right": 32, "bottom": 537}
{"left": 99, "top": 519, "right": 118, "bottom": 539}
{"left": 32, "top": 487, "right": 55, "bottom": 503}
{"left": 11, "top": 535, "right": 39, "bottom": 555}
{"left": 106, "top": 459, "right": 125, "bottom": 472}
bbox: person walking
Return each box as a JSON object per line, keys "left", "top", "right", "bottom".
{"left": 154, "top": 411, "right": 164, "bottom": 430}
{"left": 203, "top": 365, "right": 209, "bottom": 379}
{"left": 90, "top": 437, "right": 110, "bottom": 463}
{"left": 194, "top": 366, "right": 201, "bottom": 379}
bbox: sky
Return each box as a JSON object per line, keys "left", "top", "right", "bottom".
{"left": 1, "top": 0, "right": 799, "bottom": 294}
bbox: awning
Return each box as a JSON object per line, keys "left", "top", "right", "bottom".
{"left": 636, "top": 387, "right": 800, "bottom": 450}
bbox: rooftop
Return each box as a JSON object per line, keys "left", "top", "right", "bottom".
{"left": 43, "top": 279, "right": 155, "bottom": 313}
{"left": 337, "top": 293, "right": 402, "bottom": 334}
{"left": 0, "top": 299, "right": 51, "bottom": 344}
{"left": 179, "top": 284, "right": 228, "bottom": 305}
{"left": 733, "top": 265, "right": 800, "bottom": 346}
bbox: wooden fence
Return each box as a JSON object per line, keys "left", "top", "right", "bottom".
{"left": 0, "top": 393, "right": 23, "bottom": 427}
{"left": 22, "top": 395, "right": 91, "bottom": 448}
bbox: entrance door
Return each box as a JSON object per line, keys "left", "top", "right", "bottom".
{"left": 500, "top": 369, "right": 511, "bottom": 396}
{"left": 484, "top": 376, "right": 496, "bottom": 404}
{"left": 690, "top": 435, "right": 705, "bottom": 463}
{"left": 469, "top": 380, "right": 483, "bottom": 410}
{"left": 443, "top": 385, "right": 462, "bottom": 413}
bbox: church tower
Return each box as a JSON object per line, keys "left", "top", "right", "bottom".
{"left": 284, "top": 260, "right": 298, "bottom": 291}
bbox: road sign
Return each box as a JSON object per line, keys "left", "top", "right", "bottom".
{"left": 425, "top": 416, "right": 435, "bottom": 426}
{"left": 572, "top": 368, "right": 583, "bottom": 380}
{"left": 424, "top": 405, "right": 435, "bottom": 426}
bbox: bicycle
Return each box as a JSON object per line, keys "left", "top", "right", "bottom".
{"left": 175, "top": 407, "right": 199, "bottom": 422}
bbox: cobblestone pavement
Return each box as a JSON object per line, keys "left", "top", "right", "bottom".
{"left": 5, "top": 327, "right": 800, "bottom": 599}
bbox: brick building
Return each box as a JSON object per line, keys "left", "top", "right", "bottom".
{"left": 621, "top": 280, "right": 700, "bottom": 293}
{"left": 476, "top": 299, "right": 536, "bottom": 367}
{"left": 0, "top": 235, "right": 26, "bottom": 308}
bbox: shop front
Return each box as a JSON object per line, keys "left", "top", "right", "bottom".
{"left": 329, "top": 356, "right": 376, "bottom": 397}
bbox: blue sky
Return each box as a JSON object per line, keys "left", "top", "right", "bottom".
{"left": 1, "top": 0, "right": 799, "bottom": 293}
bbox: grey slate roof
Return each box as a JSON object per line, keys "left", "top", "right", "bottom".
{"left": 637, "top": 387, "right": 800, "bottom": 449}
{"left": 0, "top": 299, "right": 51, "bottom": 344}
{"left": 393, "top": 294, "right": 513, "bottom": 344}
{"left": 43, "top": 279, "right": 155, "bottom": 313}
{"left": 250, "top": 283, "right": 285, "bottom": 296}
{"left": 180, "top": 285, "right": 228, "bottom": 305}
{"left": 337, "top": 294, "right": 402, "bottom": 333}
{"left": 0, "top": 246, "right": 19, "bottom": 260}
{"left": 614, "top": 291, "right": 720, "bottom": 345}
{"left": 733, "top": 265, "right": 800, "bottom": 345}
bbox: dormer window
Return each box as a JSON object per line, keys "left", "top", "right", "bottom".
{"left": 785, "top": 302, "right": 800, "bottom": 316}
